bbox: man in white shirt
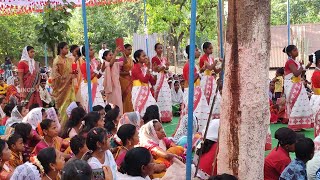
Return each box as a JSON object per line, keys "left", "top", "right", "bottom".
{"left": 98, "top": 43, "right": 109, "bottom": 63}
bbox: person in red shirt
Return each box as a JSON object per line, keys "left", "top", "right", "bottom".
{"left": 131, "top": 49, "right": 157, "bottom": 118}
{"left": 151, "top": 43, "right": 173, "bottom": 122}
{"left": 173, "top": 45, "right": 209, "bottom": 142}
{"left": 309, "top": 50, "right": 320, "bottom": 137}
{"left": 197, "top": 119, "right": 219, "bottom": 177}
{"left": 264, "top": 127, "right": 297, "bottom": 180}
{"left": 199, "top": 42, "right": 221, "bottom": 105}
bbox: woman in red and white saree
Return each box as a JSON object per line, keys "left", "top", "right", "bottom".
{"left": 79, "top": 46, "right": 105, "bottom": 112}
{"left": 131, "top": 50, "right": 157, "bottom": 117}
{"left": 17, "top": 46, "right": 42, "bottom": 108}
{"left": 175, "top": 45, "right": 209, "bottom": 133}
{"left": 152, "top": 43, "right": 173, "bottom": 122}
{"left": 199, "top": 42, "right": 221, "bottom": 106}
{"left": 310, "top": 50, "right": 320, "bottom": 137}
{"left": 283, "top": 45, "right": 313, "bottom": 131}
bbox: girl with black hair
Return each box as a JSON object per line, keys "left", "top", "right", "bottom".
{"left": 199, "top": 42, "right": 221, "bottom": 105}
{"left": 51, "top": 42, "right": 77, "bottom": 127}
{"left": 117, "top": 147, "right": 155, "bottom": 179}
{"left": 264, "top": 127, "right": 297, "bottom": 180}
{"left": 84, "top": 127, "right": 117, "bottom": 180}
{"left": 142, "top": 105, "right": 160, "bottom": 124}
{"left": 102, "top": 47, "right": 124, "bottom": 114}
{"left": 17, "top": 46, "right": 42, "bottom": 109}
{"left": 104, "top": 105, "right": 120, "bottom": 135}
{"left": 0, "top": 139, "right": 13, "bottom": 179}
{"left": 33, "top": 119, "right": 71, "bottom": 159}
{"left": 119, "top": 44, "right": 134, "bottom": 113}
{"left": 36, "top": 147, "right": 65, "bottom": 180}
{"left": 79, "top": 45, "right": 106, "bottom": 112}
{"left": 309, "top": 50, "right": 320, "bottom": 137}
{"left": 151, "top": 43, "right": 173, "bottom": 123}
{"left": 131, "top": 50, "right": 157, "bottom": 117}
{"left": 180, "top": 45, "right": 209, "bottom": 132}
{"left": 61, "top": 159, "right": 93, "bottom": 180}
{"left": 80, "top": 111, "right": 105, "bottom": 138}
{"left": 114, "top": 124, "right": 139, "bottom": 167}
{"left": 283, "top": 45, "right": 313, "bottom": 131}
{"left": 280, "top": 137, "right": 314, "bottom": 179}
{"left": 61, "top": 107, "right": 86, "bottom": 139}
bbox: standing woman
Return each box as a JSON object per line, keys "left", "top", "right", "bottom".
{"left": 199, "top": 42, "right": 221, "bottom": 104}
{"left": 131, "top": 50, "right": 157, "bottom": 117}
{"left": 51, "top": 42, "right": 77, "bottom": 127}
{"left": 102, "top": 47, "right": 123, "bottom": 114}
{"left": 310, "top": 50, "right": 320, "bottom": 137}
{"left": 283, "top": 45, "right": 313, "bottom": 131}
{"left": 119, "top": 44, "right": 134, "bottom": 113}
{"left": 79, "top": 45, "right": 105, "bottom": 112}
{"left": 17, "top": 46, "right": 42, "bottom": 108}
{"left": 175, "top": 45, "right": 209, "bottom": 132}
{"left": 152, "top": 43, "right": 173, "bottom": 122}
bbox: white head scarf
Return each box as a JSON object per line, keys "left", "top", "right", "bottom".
{"left": 10, "top": 162, "right": 41, "bottom": 180}
{"left": 204, "top": 119, "right": 220, "bottom": 142}
{"left": 139, "top": 120, "right": 166, "bottom": 150}
{"left": 22, "top": 107, "right": 43, "bottom": 129}
{"left": 20, "top": 46, "right": 35, "bottom": 73}
{"left": 5, "top": 106, "right": 23, "bottom": 127}
{"left": 66, "top": 102, "right": 78, "bottom": 118}
{"left": 118, "top": 111, "right": 141, "bottom": 130}
{"left": 6, "top": 76, "right": 15, "bottom": 86}
{"left": 46, "top": 107, "right": 61, "bottom": 132}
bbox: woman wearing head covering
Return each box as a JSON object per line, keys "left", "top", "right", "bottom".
{"left": 139, "top": 120, "right": 185, "bottom": 178}
{"left": 5, "top": 76, "right": 20, "bottom": 104}
{"left": 17, "top": 46, "right": 42, "bottom": 109}
{"left": 5, "top": 105, "right": 28, "bottom": 127}
{"left": 51, "top": 42, "right": 77, "bottom": 127}
{"left": 118, "top": 111, "right": 142, "bottom": 130}
{"left": 196, "top": 119, "right": 220, "bottom": 178}
{"left": 22, "top": 107, "right": 45, "bottom": 130}
{"left": 283, "top": 45, "right": 313, "bottom": 131}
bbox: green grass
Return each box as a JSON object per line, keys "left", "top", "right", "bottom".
{"left": 163, "top": 117, "right": 314, "bottom": 158}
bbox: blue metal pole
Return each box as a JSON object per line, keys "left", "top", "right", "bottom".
{"left": 186, "top": 0, "right": 197, "bottom": 179}
{"left": 143, "top": 0, "right": 149, "bottom": 56}
{"left": 81, "top": 0, "right": 93, "bottom": 112}
{"left": 218, "top": 0, "right": 224, "bottom": 59}
{"left": 218, "top": 0, "right": 224, "bottom": 83}
{"left": 287, "top": 0, "right": 290, "bottom": 45}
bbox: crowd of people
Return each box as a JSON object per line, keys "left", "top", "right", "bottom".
{"left": 264, "top": 46, "right": 320, "bottom": 180}
{"left": 3, "top": 41, "right": 320, "bottom": 179}
{"left": 0, "top": 41, "right": 230, "bottom": 180}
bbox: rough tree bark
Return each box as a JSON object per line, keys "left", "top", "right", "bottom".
{"left": 217, "top": 0, "right": 271, "bottom": 179}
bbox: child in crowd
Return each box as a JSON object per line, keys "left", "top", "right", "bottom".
{"left": 7, "top": 133, "right": 25, "bottom": 168}
{"left": 69, "top": 135, "right": 89, "bottom": 161}
{"left": 264, "top": 127, "right": 297, "bottom": 180}
{"left": 273, "top": 67, "right": 284, "bottom": 101}
{"left": 280, "top": 137, "right": 314, "bottom": 180}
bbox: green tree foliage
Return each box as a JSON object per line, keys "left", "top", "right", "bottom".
{"left": 0, "top": 15, "right": 43, "bottom": 63}
{"left": 271, "top": 0, "right": 320, "bottom": 25}
{"left": 35, "top": 1, "right": 75, "bottom": 56}
{"left": 147, "top": 0, "right": 218, "bottom": 50}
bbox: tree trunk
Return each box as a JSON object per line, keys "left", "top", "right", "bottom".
{"left": 217, "top": 0, "right": 271, "bottom": 179}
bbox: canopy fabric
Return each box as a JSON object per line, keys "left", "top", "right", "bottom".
{"left": 0, "top": 0, "right": 137, "bottom": 15}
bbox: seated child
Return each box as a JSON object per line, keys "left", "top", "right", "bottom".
{"left": 7, "top": 133, "right": 25, "bottom": 168}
